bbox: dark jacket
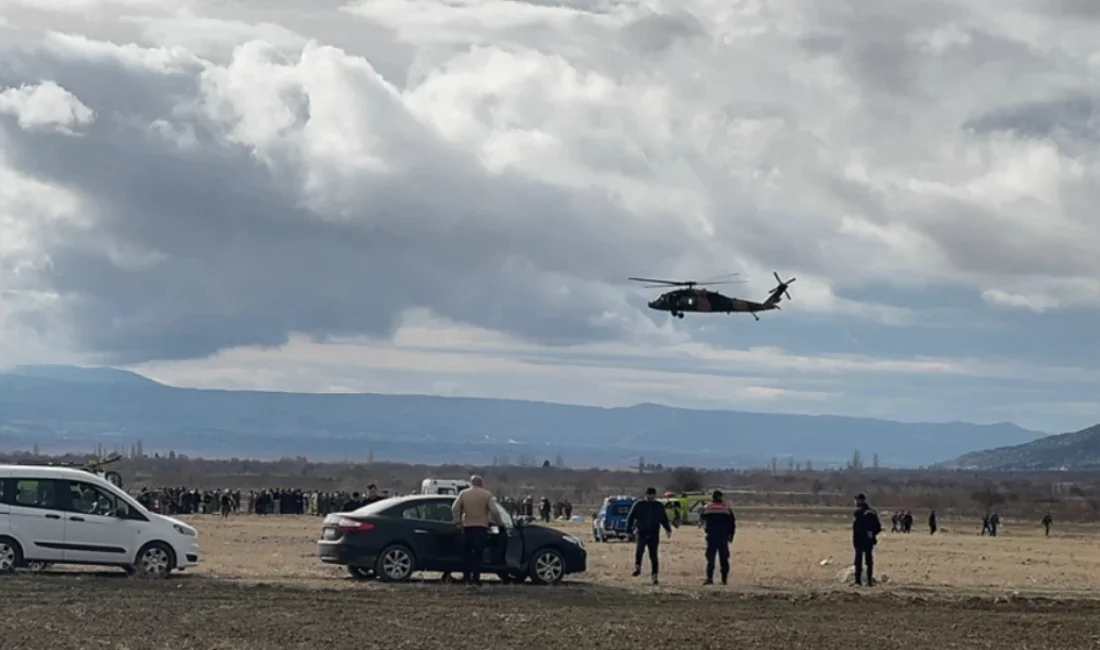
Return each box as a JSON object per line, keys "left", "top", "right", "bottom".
{"left": 627, "top": 499, "right": 671, "bottom": 537}
{"left": 852, "top": 504, "right": 881, "bottom": 549}
{"left": 700, "top": 501, "right": 736, "bottom": 542}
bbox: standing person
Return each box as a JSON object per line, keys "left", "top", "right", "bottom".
{"left": 451, "top": 475, "right": 502, "bottom": 588}
{"left": 699, "top": 490, "right": 736, "bottom": 585}
{"left": 626, "top": 487, "right": 672, "bottom": 585}
{"left": 341, "top": 492, "right": 363, "bottom": 512}
{"left": 1041, "top": 512, "right": 1052, "bottom": 537}
{"left": 852, "top": 493, "right": 881, "bottom": 587}
{"left": 928, "top": 509, "right": 937, "bottom": 535}
{"left": 361, "top": 484, "right": 384, "bottom": 506}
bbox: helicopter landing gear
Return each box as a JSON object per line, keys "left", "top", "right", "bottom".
{"left": 671, "top": 311, "right": 684, "bottom": 319}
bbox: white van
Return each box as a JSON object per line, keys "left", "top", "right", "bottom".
{"left": 0, "top": 464, "right": 199, "bottom": 577}
{"left": 420, "top": 478, "right": 470, "bottom": 495}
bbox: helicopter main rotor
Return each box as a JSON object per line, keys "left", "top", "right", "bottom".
{"left": 628, "top": 272, "right": 746, "bottom": 289}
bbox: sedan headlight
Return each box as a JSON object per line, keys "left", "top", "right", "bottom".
{"left": 173, "top": 523, "right": 197, "bottom": 537}
{"left": 563, "top": 534, "right": 583, "bottom": 548}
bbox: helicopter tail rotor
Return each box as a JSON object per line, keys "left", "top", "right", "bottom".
{"left": 767, "top": 272, "right": 795, "bottom": 304}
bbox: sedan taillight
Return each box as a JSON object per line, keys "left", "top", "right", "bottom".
{"left": 336, "top": 518, "right": 374, "bottom": 532}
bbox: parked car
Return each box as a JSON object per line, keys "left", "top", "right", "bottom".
{"left": 317, "top": 494, "right": 586, "bottom": 584}
{"left": 592, "top": 495, "right": 637, "bottom": 542}
{"left": 0, "top": 464, "right": 199, "bottom": 577}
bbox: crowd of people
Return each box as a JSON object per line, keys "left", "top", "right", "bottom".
{"left": 130, "top": 486, "right": 576, "bottom": 522}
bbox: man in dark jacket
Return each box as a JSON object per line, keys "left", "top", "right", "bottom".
{"left": 699, "top": 490, "right": 736, "bottom": 585}
{"left": 626, "top": 487, "right": 672, "bottom": 584}
{"left": 341, "top": 492, "right": 363, "bottom": 512}
{"left": 852, "top": 493, "right": 881, "bottom": 586}
{"left": 361, "top": 484, "right": 384, "bottom": 506}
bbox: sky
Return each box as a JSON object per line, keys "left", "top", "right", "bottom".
{"left": 1, "top": 0, "right": 1099, "bottom": 435}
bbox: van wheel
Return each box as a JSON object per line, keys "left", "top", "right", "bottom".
{"left": 0, "top": 537, "right": 23, "bottom": 573}
{"left": 528, "top": 548, "right": 565, "bottom": 585}
{"left": 133, "top": 542, "right": 175, "bottom": 579}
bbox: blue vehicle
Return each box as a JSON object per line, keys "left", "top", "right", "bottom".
{"left": 592, "top": 495, "right": 638, "bottom": 542}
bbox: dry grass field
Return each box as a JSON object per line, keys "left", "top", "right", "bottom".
{"left": 3, "top": 510, "right": 1100, "bottom": 649}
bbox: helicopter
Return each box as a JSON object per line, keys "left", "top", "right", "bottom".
{"left": 629, "top": 271, "right": 796, "bottom": 321}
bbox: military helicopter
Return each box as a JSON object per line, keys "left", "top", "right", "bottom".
{"left": 629, "top": 271, "right": 796, "bottom": 321}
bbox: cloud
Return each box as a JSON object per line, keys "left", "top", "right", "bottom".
{"left": 0, "top": 81, "right": 94, "bottom": 133}
{"left": 1, "top": 0, "right": 1099, "bottom": 432}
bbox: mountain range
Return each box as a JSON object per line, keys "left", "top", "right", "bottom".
{"left": 938, "top": 423, "right": 1100, "bottom": 471}
{"left": 0, "top": 364, "right": 1050, "bottom": 468}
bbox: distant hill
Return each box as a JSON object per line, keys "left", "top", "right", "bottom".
{"left": 0, "top": 365, "right": 1044, "bottom": 468}
{"left": 937, "top": 423, "right": 1100, "bottom": 471}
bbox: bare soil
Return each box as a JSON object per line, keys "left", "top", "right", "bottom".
{"left": 2, "top": 514, "right": 1099, "bottom": 649}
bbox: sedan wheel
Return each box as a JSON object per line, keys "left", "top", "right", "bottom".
{"left": 375, "top": 546, "right": 415, "bottom": 582}
{"left": 529, "top": 548, "right": 565, "bottom": 585}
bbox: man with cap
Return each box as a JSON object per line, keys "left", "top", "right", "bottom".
{"left": 852, "top": 493, "right": 882, "bottom": 586}
{"left": 699, "top": 489, "right": 736, "bottom": 585}
{"left": 626, "top": 487, "right": 672, "bottom": 585}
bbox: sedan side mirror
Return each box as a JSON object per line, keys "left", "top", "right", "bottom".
{"left": 113, "top": 506, "right": 129, "bottom": 518}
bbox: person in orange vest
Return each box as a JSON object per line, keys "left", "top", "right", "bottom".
{"left": 699, "top": 490, "right": 736, "bottom": 585}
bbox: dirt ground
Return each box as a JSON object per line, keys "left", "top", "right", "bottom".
{"left": 3, "top": 512, "right": 1100, "bottom": 649}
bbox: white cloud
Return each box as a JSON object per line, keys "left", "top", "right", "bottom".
{"left": 0, "top": 81, "right": 94, "bottom": 133}
{"left": 1, "top": 0, "right": 1100, "bottom": 430}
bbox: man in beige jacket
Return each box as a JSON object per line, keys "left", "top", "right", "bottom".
{"left": 451, "top": 475, "right": 502, "bottom": 587}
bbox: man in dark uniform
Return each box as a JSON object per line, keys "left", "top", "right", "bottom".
{"left": 852, "top": 493, "right": 881, "bottom": 587}
{"left": 626, "top": 487, "right": 672, "bottom": 585}
{"left": 928, "top": 509, "right": 937, "bottom": 535}
{"left": 699, "top": 490, "right": 736, "bottom": 585}
{"left": 1041, "top": 512, "right": 1052, "bottom": 537}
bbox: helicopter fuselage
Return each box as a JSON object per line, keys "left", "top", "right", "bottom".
{"left": 647, "top": 288, "right": 776, "bottom": 319}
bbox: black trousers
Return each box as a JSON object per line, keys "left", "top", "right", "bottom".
{"left": 634, "top": 534, "right": 660, "bottom": 574}
{"left": 704, "top": 538, "right": 730, "bottom": 580}
{"left": 462, "top": 526, "right": 489, "bottom": 584}
{"left": 853, "top": 546, "right": 874, "bottom": 583}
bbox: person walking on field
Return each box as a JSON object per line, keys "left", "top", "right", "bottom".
{"left": 1041, "top": 512, "right": 1052, "bottom": 537}
{"left": 451, "top": 475, "right": 502, "bottom": 588}
{"left": 852, "top": 493, "right": 882, "bottom": 587}
{"left": 626, "top": 487, "right": 672, "bottom": 585}
{"left": 699, "top": 490, "right": 736, "bottom": 585}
